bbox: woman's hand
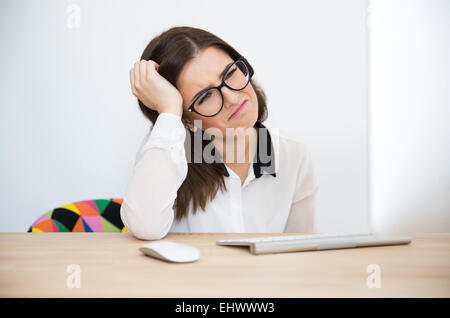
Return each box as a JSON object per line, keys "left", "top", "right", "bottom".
{"left": 129, "top": 60, "right": 183, "bottom": 117}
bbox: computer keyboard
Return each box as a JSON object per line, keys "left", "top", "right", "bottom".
{"left": 216, "top": 233, "right": 412, "bottom": 255}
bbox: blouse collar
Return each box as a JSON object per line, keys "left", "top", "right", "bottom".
{"left": 219, "top": 121, "right": 277, "bottom": 179}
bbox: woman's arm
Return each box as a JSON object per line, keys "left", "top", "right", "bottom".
{"left": 283, "top": 144, "right": 318, "bottom": 234}
{"left": 120, "top": 112, "right": 188, "bottom": 240}
{"left": 284, "top": 188, "right": 318, "bottom": 233}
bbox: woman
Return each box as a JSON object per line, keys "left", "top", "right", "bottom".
{"left": 121, "top": 26, "right": 318, "bottom": 240}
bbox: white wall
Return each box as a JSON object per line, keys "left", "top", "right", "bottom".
{"left": 368, "top": 0, "right": 450, "bottom": 235}
{"left": 0, "top": 0, "right": 370, "bottom": 234}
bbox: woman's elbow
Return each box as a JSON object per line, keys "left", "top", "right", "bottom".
{"left": 120, "top": 205, "right": 171, "bottom": 241}
{"left": 130, "top": 227, "right": 169, "bottom": 241}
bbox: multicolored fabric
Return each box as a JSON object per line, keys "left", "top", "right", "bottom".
{"left": 27, "top": 198, "right": 128, "bottom": 232}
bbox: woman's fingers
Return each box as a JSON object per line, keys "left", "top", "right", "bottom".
{"left": 139, "top": 60, "right": 147, "bottom": 82}
{"left": 129, "top": 65, "right": 135, "bottom": 85}
{"left": 145, "top": 60, "right": 152, "bottom": 81}
{"left": 129, "top": 67, "right": 135, "bottom": 94}
{"left": 145, "top": 60, "right": 157, "bottom": 80}
{"left": 133, "top": 61, "right": 140, "bottom": 85}
{"left": 130, "top": 60, "right": 151, "bottom": 96}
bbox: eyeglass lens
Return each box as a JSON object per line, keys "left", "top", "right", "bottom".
{"left": 193, "top": 60, "right": 250, "bottom": 116}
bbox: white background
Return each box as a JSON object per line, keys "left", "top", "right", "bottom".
{"left": 369, "top": 0, "right": 450, "bottom": 234}
{"left": 1, "top": 0, "right": 447, "bottom": 235}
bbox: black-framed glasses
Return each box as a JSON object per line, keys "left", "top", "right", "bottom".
{"left": 187, "top": 56, "right": 253, "bottom": 117}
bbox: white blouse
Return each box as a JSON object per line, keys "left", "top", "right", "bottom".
{"left": 120, "top": 112, "right": 319, "bottom": 240}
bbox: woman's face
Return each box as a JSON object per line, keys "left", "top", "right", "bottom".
{"left": 177, "top": 47, "right": 258, "bottom": 135}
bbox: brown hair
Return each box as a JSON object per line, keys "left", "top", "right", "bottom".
{"left": 137, "top": 26, "right": 269, "bottom": 221}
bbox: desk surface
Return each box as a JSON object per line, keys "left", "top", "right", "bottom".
{"left": 0, "top": 232, "right": 449, "bottom": 297}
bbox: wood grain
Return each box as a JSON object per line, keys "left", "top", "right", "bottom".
{"left": 0, "top": 232, "right": 449, "bottom": 297}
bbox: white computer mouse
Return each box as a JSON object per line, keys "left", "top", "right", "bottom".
{"left": 139, "top": 241, "right": 200, "bottom": 263}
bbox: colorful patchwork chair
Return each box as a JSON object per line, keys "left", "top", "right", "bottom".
{"left": 27, "top": 198, "right": 128, "bottom": 232}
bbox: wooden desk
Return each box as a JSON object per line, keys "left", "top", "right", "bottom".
{"left": 0, "top": 233, "right": 449, "bottom": 297}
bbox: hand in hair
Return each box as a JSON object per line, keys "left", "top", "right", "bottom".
{"left": 129, "top": 59, "right": 183, "bottom": 117}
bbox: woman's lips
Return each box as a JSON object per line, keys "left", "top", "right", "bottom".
{"left": 229, "top": 100, "right": 247, "bottom": 120}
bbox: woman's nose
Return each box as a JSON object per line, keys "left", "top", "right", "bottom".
{"left": 221, "top": 87, "right": 240, "bottom": 108}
